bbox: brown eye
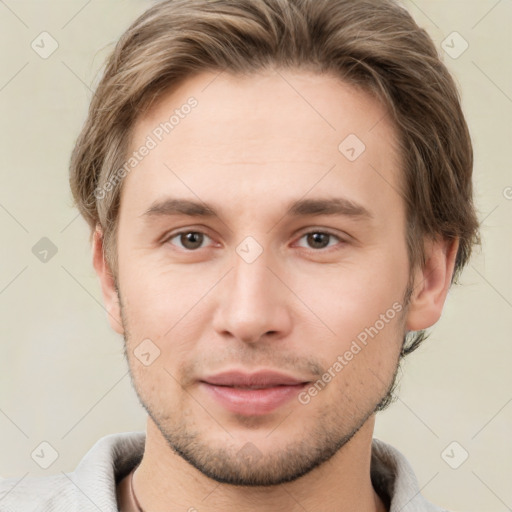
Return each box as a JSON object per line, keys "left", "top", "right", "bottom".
{"left": 306, "top": 233, "right": 330, "bottom": 249}
{"left": 297, "top": 231, "right": 341, "bottom": 250}
{"left": 167, "top": 231, "right": 210, "bottom": 251}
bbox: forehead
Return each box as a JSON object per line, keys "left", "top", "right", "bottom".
{"left": 121, "top": 69, "right": 403, "bottom": 220}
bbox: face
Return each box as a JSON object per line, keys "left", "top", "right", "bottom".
{"left": 102, "top": 69, "right": 419, "bottom": 485}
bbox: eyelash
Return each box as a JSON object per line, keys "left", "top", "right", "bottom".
{"left": 163, "top": 229, "right": 346, "bottom": 253}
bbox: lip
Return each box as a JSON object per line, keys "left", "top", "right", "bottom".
{"left": 201, "top": 370, "right": 308, "bottom": 388}
{"left": 199, "top": 370, "right": 310, "bottom": 416}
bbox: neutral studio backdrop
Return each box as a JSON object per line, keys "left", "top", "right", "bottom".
{"left": 0, "top": 1, "right": 511, "bottom": 510}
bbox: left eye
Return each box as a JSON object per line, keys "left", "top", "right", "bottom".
{"left": 296, "top": 231, "right": 342, "bottom": 250}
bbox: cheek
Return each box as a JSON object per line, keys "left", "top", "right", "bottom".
{"left": 295, "top": 255, "right": 407, "bottom": 335}
{"left": 290, "top": 255, "right": 407, "bottom": 382}
{"left": 119, "top": 261, "right": 217, "bottom": 353}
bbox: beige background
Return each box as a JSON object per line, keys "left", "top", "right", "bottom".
{"left": 0, "top": 1, "right": 510, "bottom": 510}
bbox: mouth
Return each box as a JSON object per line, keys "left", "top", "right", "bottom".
{"left": 201, "top": 369, "right": 309, "bottom": 387}
{"left": 210, "top": 384, "right": 301, "bottom": 390}
{"left": 199, "top": 370, "right": 311, "bottom": 416}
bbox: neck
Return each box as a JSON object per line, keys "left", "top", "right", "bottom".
{"left": 132, "top": 415, "right": 387, "bottom": 512}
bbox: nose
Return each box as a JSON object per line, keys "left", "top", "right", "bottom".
{"left": 212, "top": 246, "right": 293, "bottom": 345}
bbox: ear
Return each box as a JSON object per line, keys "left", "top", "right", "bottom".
{"left": 92, "top": 227, "right": 124, "bottom": 335}
{"left": 406, "top": 236, "right": 459, "bottom": 331}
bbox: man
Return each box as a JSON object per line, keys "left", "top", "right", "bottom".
{"left": 0, "top": 0, "right": 479, "bottom": 510}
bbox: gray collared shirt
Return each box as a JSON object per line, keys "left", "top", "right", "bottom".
{"left": 0, "top": 431, "right": 447, "bottom": 511}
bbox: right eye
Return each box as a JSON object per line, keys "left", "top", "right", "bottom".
{"left": 164, "top": 230, "right": 215, "bottom": 251}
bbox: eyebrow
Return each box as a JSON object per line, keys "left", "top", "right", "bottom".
{"left": 142, "top": 196, "right": 373, "bottom": 223}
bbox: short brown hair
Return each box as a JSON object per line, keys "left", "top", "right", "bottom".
{"left": 69, "top": 0, "right": 480, "bottom": 356}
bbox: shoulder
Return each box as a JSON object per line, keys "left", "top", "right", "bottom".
{"left": 0, "top": 431, "right": 145, "bottom": 512}
{"left": 0, "top": 473, "right": 76, "bottom": 511}
{"left": 371, "top": 438, "right": 451, "bottom": 512}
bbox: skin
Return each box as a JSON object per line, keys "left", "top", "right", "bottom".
{"left": 93, "top": 68, "right": 458, "bottom": 511}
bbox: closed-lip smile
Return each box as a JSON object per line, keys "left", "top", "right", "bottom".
{"left": 201, "top": 370, "right": 310, "bottom": 388}
{"left": 199, "top": 370, "right": 311, "bottom": 416}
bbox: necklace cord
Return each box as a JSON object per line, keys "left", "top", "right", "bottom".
{"left": 129, "top": 467, "right": 145, "bottom": 512}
